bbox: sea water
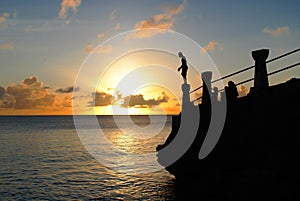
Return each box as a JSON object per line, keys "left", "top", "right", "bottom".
{"left": 0, "top": 116, "right": 175, "bottom": 200}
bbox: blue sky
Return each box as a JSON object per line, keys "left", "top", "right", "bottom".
{"left": 0, "top": 0, "right": 299, "bottom": 114}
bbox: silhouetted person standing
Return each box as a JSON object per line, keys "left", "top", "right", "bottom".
{"left": 225, "top": 81, "right": 239, "bottom": 101}
{"left": 177, "top": 52, "right": 188, "bottom": 82}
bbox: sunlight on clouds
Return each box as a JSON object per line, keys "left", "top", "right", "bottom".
{"left": 262, "top": 26, "right": 289, "bottom": 38}
{"left": 115, "top": 23, "right": 121, "bottom": 30}
{"left": 97, "top": 33, "right": 106, "bottom": 40}
{"left": 126, "top": 0, "right": 186, "bottom": 39}
{"left": 58, "top": 0, "right": 82, "bottom": 19}
{"left": 87, "top": 74, "right": 182, "bottom": 115}
{"left": 0, "top": 43, "right": 14, "bottom": 50}
{"left": 91, "top": 81, "right": 181, "bottom": 115}
{"left": 85, "top": 44, "right": 113, "bottom": 53}
{"left": 109, "top": 9, "right": 118, "bottom": 21}
{"left": 0, "top": 77, "right": 76, "bottom": 115}
{"left": 0, "top": 12, "right": 10, "bottom": 24}
{"left": 201, "top": 40, "right": 223, "bottom": 54}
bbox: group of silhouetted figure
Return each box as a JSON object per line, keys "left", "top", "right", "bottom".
{"left": 177, "top": 52, "right": 239, "bottom": 103}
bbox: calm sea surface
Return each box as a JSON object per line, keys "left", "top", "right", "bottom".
{"left": 0, "top": 116, "right": 175, "bottom": 200}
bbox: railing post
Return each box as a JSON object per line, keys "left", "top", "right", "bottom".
{"left": 252, "top": 49, "right": 269, "bottom": 91}
{"left": 201, "top": 71, "right": 212, "bottom": 105}
{"left": 181, "top": 82, "right": 191, "bottom": 108}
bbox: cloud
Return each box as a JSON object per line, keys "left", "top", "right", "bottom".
{"left": 0, "top": 43, "right": 14, "bottom": 50}
{"left": 0, "top": 86, "right": 5, "bottom": 98}
{"left": 201, "top": 40, "right": 223, "bottom": 54}
{"left": 90, "top": 90, "right": 169, "bottom": 108}
{"left": 62, "top": 94, "right": 72, "bottom": 107}
{"left": 0, "top": 76, "right": 76, "bottom": 111}
{"left": 126, "top": 0, "right": 186, "bottom": 39}
{"left": 115, "top": 23, "right": 120, "bottom": 30}
{"left": 262, "top": 26, "right": 289, "bottom": 37}
{"left": 97, "top": 32, "right": 106, "bottom": 40}
{"left": 5, "top": 77, "right": 56, "bottom": 109}
{"left": 92, "top": 91, "right": 114, "bottom": 106}
{"left": 13, "top": 10, "right": 17, "bottom": 19}
{"left": 238, "top": 85, "right": 249, "bottom": 97}
{"left": 85, "top": 44, "right": 94, "bottom": 53}
{"left": 0, "top": 86, "right": 14, "bottom": 108}
{"left": 24, "top": 21, "right": 51, "bottom": 33}
{"left": 0, "top": 12, "right": 9, "bottom": 24}
{"left": 56, "top": 86, "right": 79, "bottom": 93}
{"left": 121, "top": 92, "right": 169, "bottom": 108}
{"left": 109, "top": 9, "right": 118, "bottom": 20}
{"left": 0, "top": 92, "right": 16, "bottom": 109}
{"left": 85, "top": 44, "right": 113, "bottom": 53}
{"left": 58, "top": 0, "right": 82, "bottom": 19}
{"left": 160, "top": 103, "right": 180, "bottom": 114}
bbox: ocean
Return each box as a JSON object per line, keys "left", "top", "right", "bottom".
{"left": 0, "top": 116, "right": 175, "bottom": 200}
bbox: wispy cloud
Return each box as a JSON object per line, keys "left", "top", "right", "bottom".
{"left": 109, "top": 9, "right": 118, "bottom": 20}
{"left": 97, "top": 45, "right": 113, "bottom": 53}
{"left": 13, "top": 10, "right": 17, "bottom": 19}
{"left": 0, "top": 43, "right": 14, "bottom": 50}
{"left": 126, "top": 0, "right": 186, "bottom": 39}
{"left": 56, "top": 86, "right": 79, "bottom": 93}
{"left": 85, "top": 44, "right": 113, "bottom": 53}
{"left": 25, "top": 21, "right": 51, "bottom": 33}
{"left": 0, "top": 12, "right": 9, "bottom": 24}
{"left": 58, "top": 0, "right": 82, "bottom": 19}
{"left": 115, "top": 23, "right": 120, "bottom": 30}
{"left": 85, "top": 44, "right": 94, "bottom": 53}
{"left": 201, "top": 40, "right": 223, "bottom": 54}
{"left": 97, "top": 32, "right": 106, "bottom": 40}
{"left": 262, "top": 26, "right": 289, "bottom": 37}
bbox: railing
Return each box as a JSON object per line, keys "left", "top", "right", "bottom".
{"left": 190, "top": 48, "right": 300, "bottom": 103}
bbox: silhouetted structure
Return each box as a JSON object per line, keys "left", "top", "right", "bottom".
{"left": 177, "top": 52, "right": 188, "bottom": 82}
{"left": 224, "top": 80, "right": 238, "bottom": 101}
{"left": 211, "top": 87, "right": 219, "bottom": 102}
{"left": 252, "top": 49, "right": 269, "bottom": 91}
{"left": 157, "top": 48, "right": 300, "bottom": 200}
{"left": 201, "top": 71, "right": 212, "bottom": 105}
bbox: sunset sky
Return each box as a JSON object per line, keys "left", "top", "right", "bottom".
{"left": 0, "top": 0, "right": 299, "bottom": 115}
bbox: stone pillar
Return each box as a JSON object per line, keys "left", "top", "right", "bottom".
{"left": 201, "top": 71, "right": 212, "bottom": 105}
{"left": 252, "top": 49, "right": 269, "bottom": 91}
{"left": 181, "top": 83, "right": 191, "bottom": 111}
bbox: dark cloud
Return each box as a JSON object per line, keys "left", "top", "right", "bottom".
{"left": 91, "top": 91, "right": 114, "bottom": 106}
{"left": 0, "top": 86, "right": 5, "bottom": 98}
{"left": 0, "top": 77, "right": 79, "bottom": 111}
{"left": 56, "top": 86, "right": 79, "bottom": 93}
{"left": 62, "top": 95, "right": 72, "bottom": 107}
{"left": 6, "top": 77, "right": 56, "bottom": 109}
{"left": 0, "top": 85, "right": 15, "bottom": 108}
{"left": 90, "top": 91, "right": 169, "bottom": 108}
{"left": 121, "top": 92, "right": 169, "bottom": 108}
{"left": 23, "top": 77, "right": 39, "bottom": 85}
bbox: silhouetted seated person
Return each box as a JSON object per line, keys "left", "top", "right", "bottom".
{"left": 225, "top": 81, "right": 238, "bottom": 102}
{"left": 177, "top": 52, "right": 188, "bottom": 83}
